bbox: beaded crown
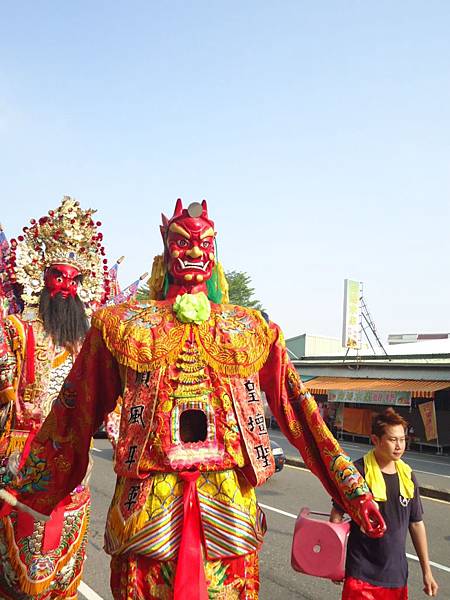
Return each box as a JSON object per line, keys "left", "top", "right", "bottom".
{"left": 8, "top": 196, "right": 110, "bottom": 306}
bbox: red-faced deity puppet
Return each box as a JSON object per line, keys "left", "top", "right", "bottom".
{"left": 161, "top": 199, "right": 216, "bottom": 297}
{"left": 44, "top": 264, "right": 81, "bottom": 299}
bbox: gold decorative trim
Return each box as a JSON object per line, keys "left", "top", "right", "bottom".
{"left": 194, "top": 305, "right": 274, "bottom": 377}
{"left": 52, "top": 349, "right": 70, "bottom": 368}
{"left": 93, "top": 301, "right": 274, "bottom": 377}
{"left": 92, "top": 300, "right": 189, "bottom": 373}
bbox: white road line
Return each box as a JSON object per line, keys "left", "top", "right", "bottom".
{"left": 259, "top": 502, "right": 450, "bottom": 573}
{"left": 405, "top": 458, "right": 450, "bottom": 468}
{"left": 422, "top": 496, "right": 450, "bottom": 504}
{"left": 285, "top": 464, "right": 309, "bottom": 472}
{"left": 78, "top": 581, "right": 105, "bottom": 600}
{"left": 260, "top": 502, "right": 297, "bottom": 519}
{"left": 92, "top": 447, "right": 102, "bottom": 453}
{"left": 415, "top": 469, "right": 450, "bottom": 478}
{"left": 406, "top": 554, "right": 450, "bottom": 573}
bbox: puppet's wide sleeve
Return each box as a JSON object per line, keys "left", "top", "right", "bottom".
{"left": 0, "top": 326, "right": 122, "bottom": 518}
{"left": 259, "top": 322, "right": 372, "bottom": 526}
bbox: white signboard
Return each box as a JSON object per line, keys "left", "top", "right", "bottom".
{"left": 342, "top": 279, "right": 362, "bottom": 349}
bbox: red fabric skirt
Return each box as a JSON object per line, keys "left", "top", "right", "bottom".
{"left": 343, "top": 577, "right": 408, "bottom": 600}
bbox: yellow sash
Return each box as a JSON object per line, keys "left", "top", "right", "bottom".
{"left": 364, "top": 449, "right": 414, "bottom": 502}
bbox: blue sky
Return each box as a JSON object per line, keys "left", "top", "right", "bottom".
{"left": 1, "top": 2, "right": 449, "bottom": 340}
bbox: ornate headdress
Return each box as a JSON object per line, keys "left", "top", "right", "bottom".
{"left": 7, "top": 196, "right": 110, "bottom": 306}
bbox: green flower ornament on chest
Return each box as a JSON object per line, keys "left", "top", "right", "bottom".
{"left": 173, "top": 292, "right": 211, "bottom": 325}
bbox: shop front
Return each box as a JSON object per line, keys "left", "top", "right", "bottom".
{"left": 303, "top": 377, "right": 450, "bottom": 454}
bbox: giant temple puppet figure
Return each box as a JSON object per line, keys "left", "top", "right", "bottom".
{"left": 0, "top": 196, "right": 112, "bottom": 599}
{"left": 0, "top": 199, "right": 386, "bottom": 600}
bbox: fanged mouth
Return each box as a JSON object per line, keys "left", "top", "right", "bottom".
{"left": 177, "top": 259, "right": 210, "bottom": 272}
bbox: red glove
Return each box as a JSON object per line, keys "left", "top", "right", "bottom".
{"left": 358, "top": 497, "right": 386, "bottom": 538}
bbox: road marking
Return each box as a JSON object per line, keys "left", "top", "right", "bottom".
{"left": 415, "top": 462, "right": 450, "bottom": 470}
{"left": 406, "top": 554, "right": 450, "bottom": 573}
{"left": 422, "top": 495, "right": 450, "bottom": 504}
{"left": 78, "top": 581, "right": 105, "bottom": 600}
{"left": 259, "top": 502, "right": 450, "bottom": 573}
{"left": 285, "top": 464, "right": 309, "bottom": 472}
{"left": 92, "top": 447, "right": 102, "bottom": 453}
{"left": 415, "top": 469, "right": 450, "bottom": 478}
{"left": 260, "top": 502, "right": 297, "bottom": 519}
{"left": 405, "top": 457, "right": 450, "bottom": 468}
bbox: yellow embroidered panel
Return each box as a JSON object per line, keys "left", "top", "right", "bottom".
{"left": 195, "top": 305, "right": 274, "bottom": 377}
{"left": 92, "top": 300, "right": 187, "bottom": 373}
{"left": 92, "top": 300, "right": 274, "bottom": 377}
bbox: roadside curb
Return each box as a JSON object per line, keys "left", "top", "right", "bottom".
{"left": 285, "top": 457, "right": 450, "bottom": 503}
{"left": 418, "top": 485, "right": 450, "bottom": 503}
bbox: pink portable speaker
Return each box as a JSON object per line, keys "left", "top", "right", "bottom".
{"left": 291, "top": 508, "right": 350, "bottom": 581}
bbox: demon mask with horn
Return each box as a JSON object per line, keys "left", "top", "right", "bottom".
{"left": 148, "top": 199, "right": 229, "bottom": 303}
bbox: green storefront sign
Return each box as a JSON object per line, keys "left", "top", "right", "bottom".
{"left": 328, "top": 389, "right": 411, "bottom": 406}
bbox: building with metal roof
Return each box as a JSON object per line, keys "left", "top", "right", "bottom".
{"left": 286, "top": 333, "right": 450, "bottom": 454}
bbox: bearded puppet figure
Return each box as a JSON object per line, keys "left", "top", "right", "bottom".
{"left": 1, "top": 199, "right": 385, "bottom": 600}
{"left": 0, "top": 196, "right": 109, "bottom": 599}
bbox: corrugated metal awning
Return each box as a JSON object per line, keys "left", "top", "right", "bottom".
{"left": 304, "top": 377, "right": 450, "bottom": 399}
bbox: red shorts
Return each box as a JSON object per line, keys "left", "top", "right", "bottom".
{"left": 342, "top": 577, "right": 408, "bottom": 600}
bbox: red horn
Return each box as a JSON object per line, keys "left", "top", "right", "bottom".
{"left": 201, "top": 199, "right": 208, "bottom": 218}
{"left": 174, "top": 198, "right": 183, "bottom": 217}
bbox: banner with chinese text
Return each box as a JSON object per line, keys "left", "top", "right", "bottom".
{"left": 418, "top": 400, "right": 438, "bottom": 441}
{"left": 342, "top": 279, "right": 362, "bottom": 349}
{"left": 328, "top": 389, "right": 411, "bottom": 407}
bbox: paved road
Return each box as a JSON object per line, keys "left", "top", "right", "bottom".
{"left": 79, "top": 439, "right": 450, "bottom": 599}
{"left": 258, "top": 463, "right": 450, "bottom": 600}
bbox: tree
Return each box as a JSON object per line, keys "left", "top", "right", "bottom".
{"left": 225, "top": 270, "right": 263, "bottom": 310}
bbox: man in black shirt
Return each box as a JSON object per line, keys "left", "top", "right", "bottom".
{"left": 331, "top": 408, "right": 438, "bottom": 599}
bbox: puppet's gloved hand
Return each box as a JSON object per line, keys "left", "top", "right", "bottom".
{"left": 358, "top": 497, "right": 386, "bottom": 538}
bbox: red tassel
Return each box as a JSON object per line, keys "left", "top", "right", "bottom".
{"left": 173, "top": 471, "right": 208, "bottom": 600}
{"left": 25, "top": 323, "right": 35, "bottom": 385}
{"left": 42, "top": 499, "right": 69, "bottom": 552}
{"left": 18, "top": 425, "right": 38, "bottom": 471}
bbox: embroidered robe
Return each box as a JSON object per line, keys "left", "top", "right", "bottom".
{"left": 0, "top": 311, "right": 90, "bottom": 599}
{"left": 2, "top": 299, "right": 371, "bottom": 596}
